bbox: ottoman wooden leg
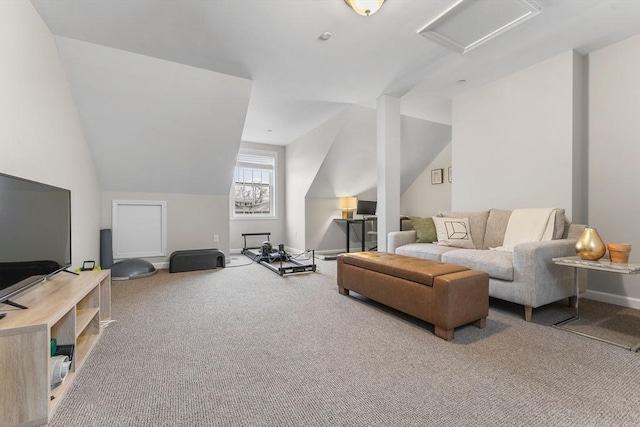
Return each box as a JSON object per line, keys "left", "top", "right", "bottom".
{"left": 338, "top": 286, "right": 349, "bottom": 296}
{"left": 472, "top": 317, "right": 486, "bottom": 329}
{"left": 434, "top": 326, "right": 454, "bottom": 341}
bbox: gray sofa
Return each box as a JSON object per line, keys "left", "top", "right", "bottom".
{"left": 388, "top": 209, "right": 586, "bottom": 321}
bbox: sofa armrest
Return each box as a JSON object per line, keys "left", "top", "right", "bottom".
{"left": 512, "top": 239, "right": 585, "bottom": 307}
{"left": 387, "top": 230, "right": 417, "bottom": 254}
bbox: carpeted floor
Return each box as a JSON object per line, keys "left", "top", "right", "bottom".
{"left": 47, "top": 256, "right": 640, "bottom": 426}
{"left": 485, "top": 296, "right": 640, "bottom": 351}
{"left": 552, "top": 300, "right": 640, "bottom": 350}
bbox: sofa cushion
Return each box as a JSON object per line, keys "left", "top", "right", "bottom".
{"left": 483, "top": 209, "right": 512, "bottom": 249}
{"left": 553, "top": 209, "right": 565, "bottom": 240}
{"left": 441, "top": 210, "right": 490, "bottom": 249}
{"left": 396, "top": 243, "right": 458, "bottom": 262}
{"left": 441, "top": 249, "right": 514, "bottom": 281}
{"left": 410, "top": 216, "right": 437, "bottom": 243}
{"left": 483, "top": 208, "right": 566, "bottom": 249}
{"left": 433, "top": 217, "right": 476, "bottom": 249}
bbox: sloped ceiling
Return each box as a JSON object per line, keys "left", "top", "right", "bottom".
{"left": 400, "top": 114, "right": 452, "bottom": 190}
{"left": 27, "top": 0, "right": 640, "bottom": 197}
{"left": 307, "top": 105, "right": 451, "bottom": 198}
{"left": 31, "top": 1, "right": 640, "bottom": 145}
{"left": 55, "top": 37, "right": 252, "bottom": 195}
{"left": 307, "top": 106, "right": 377, "bottom": 198}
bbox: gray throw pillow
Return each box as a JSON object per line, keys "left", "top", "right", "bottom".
{"left": 553, "top": 209, "right": 566, "bottom": 240}
{"left": 483, "top": 209, "right": 513, "bottom": 249}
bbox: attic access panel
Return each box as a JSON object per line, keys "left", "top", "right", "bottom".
{"left": 112, "top": 200, "right": 167, "bottom": 259}
{"left": 418, "top": 0, "right": 543, "bottom": 54}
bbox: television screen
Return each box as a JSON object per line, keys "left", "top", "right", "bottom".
{"left": 356, "top": 200, "right": 377, "bottom": 216}
{"left": 0, "top": 173, "right": 71, "bottom": 305}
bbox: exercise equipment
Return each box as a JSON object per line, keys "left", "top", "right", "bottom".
{"left": 241, "top": 232, "right": 316, "bottom": 276}
{"left": 169, "top": 249, "right": 225, "bottom": 272}
{"left": 110, "top": 258, "right": 157, "bottom": 281}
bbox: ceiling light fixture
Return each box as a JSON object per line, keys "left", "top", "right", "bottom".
{"left": 344, "top": 0, "right": 386, "bottom": 17}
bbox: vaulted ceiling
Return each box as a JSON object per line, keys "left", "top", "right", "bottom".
{"left": 32, "top": 0, "right": 640, "bottom": 143}
{"left": 54, "top": 37, "right": 252, "bottom": 195}
{"left": 29, "top": 0, "right": 640, "bottom": 194}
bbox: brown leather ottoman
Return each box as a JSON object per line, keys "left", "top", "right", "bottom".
{"left": 337, "top": 252, "right": 489, "bottom": 341}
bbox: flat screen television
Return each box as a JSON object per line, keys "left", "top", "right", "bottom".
{"left": 356, "top": 200, "right": 377, "bottom": 216}
{"left": 0, "top": 173, "right": 71, "bottom": 308}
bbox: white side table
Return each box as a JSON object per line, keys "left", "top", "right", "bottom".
{"left": 552, "top": 256, "right": 640, "bottom": 351}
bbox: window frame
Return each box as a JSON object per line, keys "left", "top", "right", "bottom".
{"left": 231, "top": 149, "right": 277, "bottom": 220}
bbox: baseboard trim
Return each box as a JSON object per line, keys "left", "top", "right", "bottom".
{"left": 310, "top": 249, "right": 346, "bottom": 255}
{"left": 583, "top": 290, "right": 640, "bottom": 310}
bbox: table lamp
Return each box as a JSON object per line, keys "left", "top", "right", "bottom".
{"left": 339, "top": 197, "right": 357, "bottom": 219}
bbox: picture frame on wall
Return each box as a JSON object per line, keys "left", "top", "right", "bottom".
{"left": 431, "top": 168, "right": 443, "bottom": 185}
{"left": 448, "top": 166, "right": 452, "bottom": 183}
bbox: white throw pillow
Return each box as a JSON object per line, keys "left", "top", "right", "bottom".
{"left": 432, "top": 217, "right": 476, "bottom": 249}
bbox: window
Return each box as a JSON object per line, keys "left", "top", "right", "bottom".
{"left": 232, "top": 150, "right": 276, "bottom": 219}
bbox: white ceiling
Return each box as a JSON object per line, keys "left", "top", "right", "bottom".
{"left": 307, "top": 105, "right": 452, "bottom": 198}
{"left": 54, "top": 36, "right": 252, "bottom": 194}
{"left": 31, "top": 0, "right": 640, "bottom": 146}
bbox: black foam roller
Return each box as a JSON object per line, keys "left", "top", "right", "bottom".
{"left": 100, "top": 229, "right": 113, "bottom": 268}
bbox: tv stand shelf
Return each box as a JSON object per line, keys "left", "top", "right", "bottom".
{"left": 0, "top": 270, "right": 111, "bottom": 427}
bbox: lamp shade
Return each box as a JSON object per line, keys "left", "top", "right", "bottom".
{"left": 339, "top": 197, "right": 357, "bottom": 210}
{"left": 344, "top": 0, "right": 386, "bottom": 16}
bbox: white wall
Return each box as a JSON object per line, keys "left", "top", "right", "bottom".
{"left": 101, "top": 192, "right": 229, "bottom": 265}
{"left": 448, "top": 41, "right": 639, "bottom": 306}
{"left": 586, "top": 35, "right": 640, "bottom": 306}
{"left": 0, "top": 1, "right": 101, "bottom": 269}
{"left": 451, "top": 50, "right": 586, "bottom": 221}
{"left": 306, "top": 197, "right": 348, "bottom": 253}
{"left": 307, "top": 106, "right": 451, "bottom": 199}
{"left": 285, "top": 112, "right": 346, "bottom": 252}
{"left": 303, "top": 105, "right": 451, "bottom": 252}
{"left": 229, "top": 142, "right": 286, "bottom": 253}
{"left": 307, "top": 106, "right": 377, "bottom": 198}
{"left": 401, "top": 143, "right": 452, "bottom": 216}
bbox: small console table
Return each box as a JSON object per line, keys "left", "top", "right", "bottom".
{"left": 334, "top": 217, "right": 376, "bottom": 252}
{"left": 552, "top": 256, "right": 640, "bottom": 351}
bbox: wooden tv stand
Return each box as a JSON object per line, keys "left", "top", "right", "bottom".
{"left": 0, "top": 270, "right": 111, "bottom": 427}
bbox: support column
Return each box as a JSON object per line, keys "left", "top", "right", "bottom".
{"left": 376, "top": 95, "right": 401, "bottom": 252}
